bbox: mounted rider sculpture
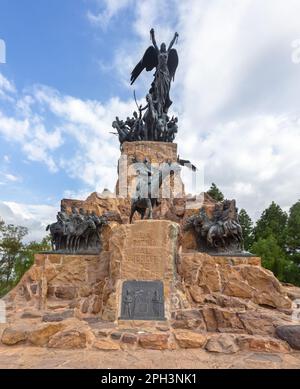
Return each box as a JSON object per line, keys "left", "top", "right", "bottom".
{"left": 46, "top": 206, "right": 107, "bottom": 254}
{"left": 129, "top": 158, "right": 181, "bottom": 223}
{"left": 184, "top": 200, "right": 244, "bottom": 254}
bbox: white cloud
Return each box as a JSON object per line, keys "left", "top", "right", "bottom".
{"left": 0, "top": 112, "right": 29, "bottom": 141}
{"left": 0, "top": 201, "right": 57, "bottom": 242}
{"left": 3, "top": 173, "right": 21, "bottom": 183}
{"left": 2, "top": 0, "right": 300, "bottom": 231}
{"left": 87, "top": 0, "right": 133, "bottom": 29}
{"left": 0, "top": 73, "right": 16, "bottom": 94}
{"left": 32, "top": 85, "right": 134, "bottom": 189}
{"left": 0, "top": 83, "right": 64, "bottom": 172}
{"left": 87, "top": 0, "right": 300, "bottom": 220}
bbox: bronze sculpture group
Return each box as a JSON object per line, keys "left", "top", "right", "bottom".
{"left": 111, "top": 28, "right": 179, "bottom": 144}
{"left": 46, "top": 206, "right": 107, "bottom": 253}
{"left": 184, "top": 200, "right": 244, "bottom": 253}
{"left": 47, "top": 28, "right": 245, "bottom": 255}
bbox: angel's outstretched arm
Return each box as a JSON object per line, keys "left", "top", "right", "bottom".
{"left": 150, "top": 28, "right": 159, "bottom": 52}
{"left": 168, "top": 32, "right": 179, "bottom": 52}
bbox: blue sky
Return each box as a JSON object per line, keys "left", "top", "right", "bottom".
{"left": 0, "top": 1, "right": 137, "bottom": 215}
{"left": 0, "top": 0, "right": 136, "bottom": 100}
{"left": 1, "top": 0, "right": 300, "bottom": 241}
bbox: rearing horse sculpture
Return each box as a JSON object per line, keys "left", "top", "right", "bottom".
{"left": 129, "top": 160, "right": 178, "bottom": 223}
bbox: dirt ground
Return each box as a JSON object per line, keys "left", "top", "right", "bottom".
{"left": 0, "top": 345, "right": 300, "bottom": 369}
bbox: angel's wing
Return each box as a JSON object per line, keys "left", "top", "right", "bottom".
{"left": 168, "top": 49, "right": 179, "bottom": 81}
{"left": 130, "top": 46, "right": 158, "bottom": 85}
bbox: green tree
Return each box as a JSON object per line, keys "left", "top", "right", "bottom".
{"left": 0, "top": 222, "right": 28, "bottom": 296}
{"left": 0, "top": 218, "right": 51, "bottom": 297}
{"left": 238, "top": 209, "right": 254, "bottom": 251}
{"left": 254, "top": 202, "right": 288, "bottom": 250}
{"left": 287, "top": 200, "right": 300, "bottom": 264}
{"left": 281, "top": 260, "right": 300, "bottom": 286}
{"left": 207, "top": 183, "right": 224, "bottom": 202}
{"left": 14, "top": 236, "right": 51, "bottom": 284}
{"left": 252, "top": 235, "right": 286, "bottom": 280}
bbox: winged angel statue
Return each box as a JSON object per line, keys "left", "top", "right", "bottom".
{"left": 111, "top": 28, "right": 179, "bottom": 144}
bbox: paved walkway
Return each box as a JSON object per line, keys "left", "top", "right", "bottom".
{"left": 0, "top": 345, "right": 300, "bottom": 369}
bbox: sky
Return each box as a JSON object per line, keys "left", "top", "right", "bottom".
{"left": 1, "top": 0, "right": 300, "bottom": 241}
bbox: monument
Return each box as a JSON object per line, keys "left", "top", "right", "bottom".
{"left": 111, "top": 28, "right": 179, "bottom": 144}
{"left": 1, "top": 28, "right": 298, "bottom": 354}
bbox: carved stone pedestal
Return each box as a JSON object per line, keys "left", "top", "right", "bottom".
{"left": 102, "top": 220, "right": 180, "bottom": 323}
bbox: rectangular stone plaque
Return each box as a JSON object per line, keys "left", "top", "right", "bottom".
{"left": 120, "top": 280, "right": 165, "bottom": 321}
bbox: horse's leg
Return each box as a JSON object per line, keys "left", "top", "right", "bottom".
{"left": 221, "top": 237, "right": 226, "bottom": 248}
{"left": 76, "top": 236, "right": 81, "bottom": 252}
{"left": 207, "top": 229, "right": 214, "bottom": 247}
{"left": 74, "top": 234, "right": 80, "bottom": 252}
{"left": 70, "top": 236, "right": 74, "bottom": 252}
{"left": 72, "top": 236, "right": 77, "bottom": 253}
{"left": 146, "top": 199, "right": 153, "bottom": 219}
{"left": 66, "top": 235, "right": 70, "bottom": 252}
{"left": 55, "top": 234, "right": 60, "bottom": 251}
{"left": 129, "top": 206, "right": 135, "bottom": 223}
{"left": 85, "top": 233, "right": 91, "bottom": 250}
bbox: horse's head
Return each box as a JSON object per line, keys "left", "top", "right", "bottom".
{"left": 183, "top": 214, "right": 202, "bottom": 232}
{"left": 88, "top": 219, "right": 97, "bottom": 230}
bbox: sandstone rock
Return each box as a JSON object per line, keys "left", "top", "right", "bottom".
{"left": 179, "top": 252, "right": 292, "bottom": 311}
{"left": 101, "top": 291, "right": 117, "bottom": 322}
{"left": 205, "top": 293, "right": 252, "bottom": 310}
{"left": 283, "top": 285, "right": 300, "bottom": 300}
{"left": 43, "top": 261, "right": 58, "bottom": 282}
{"left": 156, "top": 325, "right": 170, "bottom": 332}
{"left": 42, "top": 310, "right": 74, "bottom": 322}
{"left": 78, "top": 286, "right": 92, "bottom": 298}
{"left": 109, "top": 220, "right": 179, "bottom": 282}
{"left": 110, "top": 332, "right": 122, "bottom": 340}
{"left": 174, "top": 330, "right": 207, "bottom": 348}
{"left": 171, "top": 309, "right": 206, "bottom": 330}
{"left": 21, "top": 310, "right": 42, "bottom": 319}
{"left": 237, "top": 335, "right": 290, "bottom": 353}
{"left": 238, "top": 266, "right": 291, "bottom": 309}
{"left": 205, "top": 334, "right": 239, "bottom": 354}
{"left": 201, "top": 307, "right": 245, "bottom": 333}
{"left": 275, "top": 325, "right": 300, "bottom": 350}
{"left": 122, "top": 141, "right": 178, "bottom": 165}
{"left": 121, "top": 333, "right": 137, "bottom": 345}
{"left": 28, "top": 323, "right": 65, "bottom": 346}
{"left": 1, "top": 326, "right": 28, "bottom": 345}
{"left": 238, "top": 311, "right": 278, "bottom": 336}
{"left": 139, "top": 333, "right": 169, "bottom": 350}
{"left": 93, "top": 338, "right": 120, "bottom": 350}
{"left": 30, "top": 284, "right": 38, "bottom": 294}
{"left": 81, "top": 298, "right": 90, "bottom": 314}
{"left": 222, "top": 279, "right": 255, "bottom": 299}
{"left": 48, "top": 329, "right": 87, "bottom": 349}
{"left": 28, "top": 265, "right": 42, "bottom": 282}
{"left": 199, "top": 262, "right": 222, "bottom": 293}
{"left": 92, "top": 296, "right": 102, "bottom": 314}
{"left": 188, "top": 285, "right": 205, "bottom": 304}
{"left": 55, "top": 286, "right": 77, "bottom": 300}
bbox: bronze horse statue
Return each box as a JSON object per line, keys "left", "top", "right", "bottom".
{"left": 129, "top": 161, "right": 178, "bottom": 223}
{"left": 184, "top": 202, "right": 244, "bottom": 252}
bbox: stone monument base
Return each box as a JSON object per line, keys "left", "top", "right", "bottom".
{"left": 101, "top": 220, "right": 181, "bottom": 323}
{"left": 1, "top": 220, "right": 299, "bottom": 353}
